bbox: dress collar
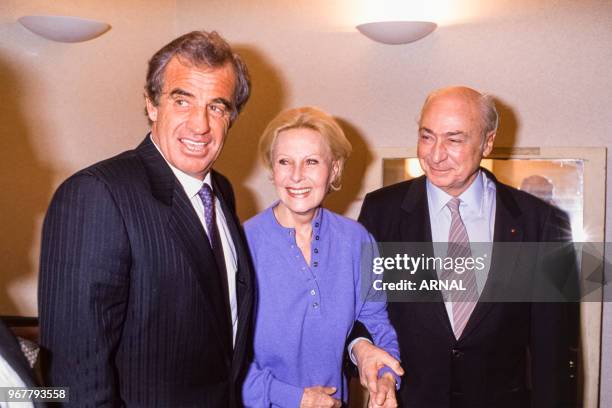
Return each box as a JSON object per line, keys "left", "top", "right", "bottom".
{"left": 264, "top": 202, "right": 324, "bottom": 242}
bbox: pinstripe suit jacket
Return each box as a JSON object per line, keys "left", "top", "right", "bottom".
{"left": 39, "top": 136, "right": 254, "bottom": 407}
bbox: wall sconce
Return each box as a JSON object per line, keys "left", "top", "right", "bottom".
{"left": 356, "top": 21, "right": 437, "bottom": 45}
{"left": 18, "top": 15, "right": 111, "bottom": 43}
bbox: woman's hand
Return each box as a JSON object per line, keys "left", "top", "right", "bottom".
{"left": 299, "top": 386, "right": 342, "bottom": 408}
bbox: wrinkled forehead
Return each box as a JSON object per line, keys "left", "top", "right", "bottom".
{"left": 162, "top": 56, "right": 236, "bottom": 86}
{"left": 420, "top": 93, "right": 484, "bottom": 135}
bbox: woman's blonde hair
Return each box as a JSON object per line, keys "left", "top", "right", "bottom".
{"left": 259, "top": 106, "right": 352, "bottom": 191}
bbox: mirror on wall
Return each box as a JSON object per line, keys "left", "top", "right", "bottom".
{"left": 383, "top": 157, "right": 585, "bottom": 241}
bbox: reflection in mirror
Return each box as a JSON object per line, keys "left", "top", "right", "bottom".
{"left": 383, "top": 158, "right": 585, "bottom": 241}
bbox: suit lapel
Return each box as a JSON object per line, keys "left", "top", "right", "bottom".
{"left": 400, "top": 176, "right": 433, "bottom": 244}
{"left": 460, "top": 172, "right": 524, "bottom": 340}
{"left": 167, "top": 187, "right": 233, "bottom": 349}
{"left": 211, "top": 172, "right": 254, "bottom": 370}
{"left": 136, "top": 137, "right": 232, "bottom": 354}
{"left": 400, "top": 177, "right": 455, "bottom": 340}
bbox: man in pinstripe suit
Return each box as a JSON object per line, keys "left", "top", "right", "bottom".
{"left": 38, "top": 31, "right": 254, "bottom": 407}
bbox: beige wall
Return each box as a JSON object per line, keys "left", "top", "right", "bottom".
{"left": 1, "top": 0, "right": 611, "bottom": 404}
{"left": 0, "top": 0, "right": 176, "bottom": 316}
{"left": 176, "top": 3, "right": 612, "bottom": 404}
{"left": 176, "top": 0, "right": 612, "bottom": 219}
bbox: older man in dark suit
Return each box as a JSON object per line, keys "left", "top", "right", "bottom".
{"left": 352, "top": 86, "right": 577, "bottom": 408}
{"left": 38, "top": 31, "right": 254, "bottom": 407}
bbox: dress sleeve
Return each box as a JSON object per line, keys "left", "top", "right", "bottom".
{"left": 354, "top": 231, "right": 401, "bottom": 383}
{"left": 242, "top": 360, "right": 304, "bottom": 407}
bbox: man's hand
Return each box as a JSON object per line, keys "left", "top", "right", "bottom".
{"left": 368, "top": 372, "right": 397, "bottom": 408}
{"left": 299, "top": 386, "right": 342, "bottom": 408}
{"left": 353, "top": 340, "right": 404, "bottom": 396}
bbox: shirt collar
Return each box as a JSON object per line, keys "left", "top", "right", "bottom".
{"left": 150, "top": 133, "right": 212, "bottom": 198}
{"left": 426, "top": 170, "right": 485, "bottom": 216}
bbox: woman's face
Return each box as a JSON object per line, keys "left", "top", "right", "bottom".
{"left": 271, "top": 127, "right": 339, "bottom": 222}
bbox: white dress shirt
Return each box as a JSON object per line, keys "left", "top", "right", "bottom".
{"left": 151, "top": 136, "right": 238, "bottom": 345}
{"left": 0, "top": 352, "right": 33, "bottom": 408}
{"left": 426, "top": 170, "right": 496, "bottom": 330}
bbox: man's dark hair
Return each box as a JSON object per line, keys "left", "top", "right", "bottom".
{"left": 145, "top": 30, "right": 250, "bottom": 122}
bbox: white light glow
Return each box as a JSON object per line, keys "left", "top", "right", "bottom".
{"left": 405, "top": 158, "right": 424, "bottom": 178}
{"left": 572, "top": 222, "right": 590, "bottom": 243}
{"left": 356, "top": 0, "right": 461, "bottom": 27}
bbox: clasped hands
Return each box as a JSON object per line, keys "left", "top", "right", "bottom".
{"left": 353, "top": 339, "right": 403, "bottom": 408}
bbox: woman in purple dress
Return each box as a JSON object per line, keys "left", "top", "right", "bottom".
{"left": 242, "top": 107, "right": 401, "bottom": 408}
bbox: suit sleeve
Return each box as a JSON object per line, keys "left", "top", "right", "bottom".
{"left": 530, "top": 206, "right": 579, "bottom": 407}
{"left": 354, "top": 231, "right": 401, "bottom": 384}
{"left": 39, "top": 174, "right": 130, "bottom": 407}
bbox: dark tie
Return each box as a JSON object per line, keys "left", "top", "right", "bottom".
{"left": 197, "top": 184, "right": 231, "bottom": 326}
{"left": 445, "top": 197, "right": 478, "bottom": 339}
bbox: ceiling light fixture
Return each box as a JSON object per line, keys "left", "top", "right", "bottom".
{"left": 356, "top": 21, "right": 436, "bottom": 45}
{"left": 18, "top": 15, "right": 111, "bottom": 43}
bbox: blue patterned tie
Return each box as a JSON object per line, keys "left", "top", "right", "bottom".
{"left": 197, "top": 184, "right": 217, "bottom": 249}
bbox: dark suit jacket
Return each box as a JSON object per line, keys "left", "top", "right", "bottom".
{"left": 0, "top": 320, "right": 46, "bottom": 407}
{"left": 356, "top": 170, "right": 577, "bottom": 408}
{"left": 38, "top": 136, "right": 254, "bottom": 407}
